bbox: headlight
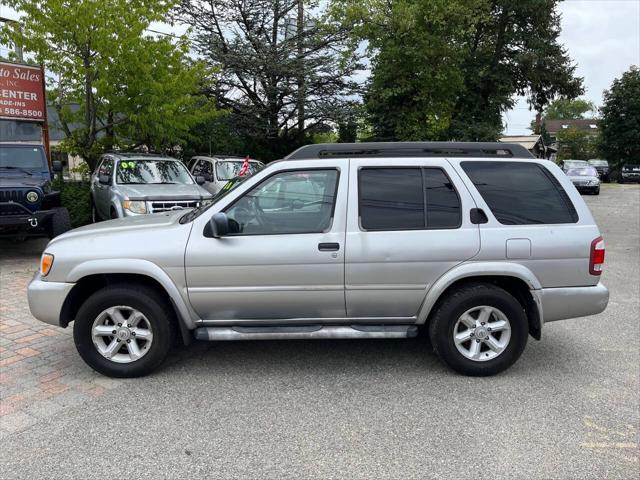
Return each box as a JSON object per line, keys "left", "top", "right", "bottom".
{"left": 26, "top": 191, "right": 40, "bottom": 203}
{"left": 122, "top": 200, "right": 147, "bottom": 214}
{"left": 40, "top": 253, "right": 54, "bottom": 276}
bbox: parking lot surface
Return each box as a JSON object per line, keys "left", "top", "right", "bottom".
{"left": 1, "top": 184, "right": 638, "bottom": 479}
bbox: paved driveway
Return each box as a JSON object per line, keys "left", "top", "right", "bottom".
{"left": 1, "top": 184, "right": 638, "bottom": 479}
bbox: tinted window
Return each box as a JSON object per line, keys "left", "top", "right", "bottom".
{"left": 424, "top": 169, "right": 461, "bottom": 228}
{"left": 359, "top": 168, "right": 461, "bottom": 230}
{"left": 359, "top": 168, "right": 424, "bottom": 230}
{"left": 225, "top": 169, "right": 338, "bottom": 235}
{"left": 461, "top": 161, "right": 578, "bottom": 225}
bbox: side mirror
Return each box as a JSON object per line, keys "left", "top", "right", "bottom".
{"left": 52, "top": 160, "right": 63, "bottom": 173}
{"left": 99, "top": 174, "right": 111, "bottom": 185}
{"left": 208, "top": 212, "right": 229, "bottom": 238}
{"left": 195, "top": 175, "right": 206, "bottom": 185}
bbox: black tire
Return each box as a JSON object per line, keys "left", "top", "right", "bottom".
{"left": 594, "top": 187, "right": 600, "bottom": 195}
{"left": 428, "top": 283, "right": 528, "bottom": 376}
{"left": 47, "top": 207, "right": 72, "bottom": 238}
{"left": 73, "top": 283, "right": 176, "bottom": 378}
{"left": 110, "top": 206, "right": 119, "bottom": 219}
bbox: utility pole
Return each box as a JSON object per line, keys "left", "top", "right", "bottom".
{"left": 296, "top": 1, "right": 304, "bottom": 136}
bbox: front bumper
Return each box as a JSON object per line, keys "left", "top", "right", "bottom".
{"left": 621, "top": 174, "right": 640, "bottom": 182}
{"left": 27, "top": 273, "right": 75, "bottom": 327}
{"left": 574, "top": 185, "right": 599, "bottom": 193}
{"left": 0, "top": 202, "right": 55, "bottom": 231}
{"left": 539, "top": 283, "right": 609, "bottom": 323}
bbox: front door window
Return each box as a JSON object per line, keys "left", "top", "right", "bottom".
{"left": 225, "top": 169, "right": 339, "bottom": 235}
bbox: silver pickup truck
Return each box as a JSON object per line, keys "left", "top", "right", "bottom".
{"left": 28, "top": 142, "right": 609, "bottom": 378}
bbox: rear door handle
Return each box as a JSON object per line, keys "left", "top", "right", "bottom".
{"left": 318, "top": 242, "right": 340, "bottom": 251}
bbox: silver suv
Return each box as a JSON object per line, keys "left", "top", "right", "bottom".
{"left": 28, "top": 142, "right": 609, "bottom": 378}
{"left": 90, "top": 153, "right": 213, "bottom": 220}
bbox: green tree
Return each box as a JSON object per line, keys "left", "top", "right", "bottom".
{"left": 543, "top": 98, "right": 596, "bottom": 120}
{"left": 1, "top": 0, "right": 218, "bottom": 170}
{"left": 556, "top": 126, "right": 596, "bottom": 160}
{"left": 172, "top": 0, "right": 362, "bottom": 161}
{"left": 334, "top": 0, "right": 583, "bottom": 141}
{"left": 599, "top": 66, "right": 640, "bottom": 171}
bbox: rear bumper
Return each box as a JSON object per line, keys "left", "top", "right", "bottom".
{"left": 538, "top": 283, "right": 609, "bottom": 323}
{"left": 27, "top": 273, "right": 74, "bottom": 327}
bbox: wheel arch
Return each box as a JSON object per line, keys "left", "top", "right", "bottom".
{"left": 62, "top": 260, "right": 197, "bottom": 344}
{"left": 417, "top": 263, "right": 543, "bottom": 340}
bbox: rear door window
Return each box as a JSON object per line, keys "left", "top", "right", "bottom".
{"left": 461, "top": 161, "right": 578, "bottom": 225}
{"left": 358, "top": 167, "right": 461, "bottom": 230}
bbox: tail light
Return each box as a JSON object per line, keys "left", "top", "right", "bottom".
{"left": 589, "top": 236, "right": 605, "bottom": 275}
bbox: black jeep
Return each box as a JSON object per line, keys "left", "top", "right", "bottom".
{"left": 0, "top": 143, "right": 71, "bottom": 239}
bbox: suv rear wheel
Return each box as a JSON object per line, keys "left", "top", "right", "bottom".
{"left": 428, "top": 283, "right": 528, "bottom": 376}
{"left": 73, "top": 283, "right": 175, "bottom": 377}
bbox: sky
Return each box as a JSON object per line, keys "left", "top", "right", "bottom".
{"left": 2, "top": 0, "right": 639, "bottom": 136}
{"left": 503, "top": 0, "right": 640, "bottom": 134}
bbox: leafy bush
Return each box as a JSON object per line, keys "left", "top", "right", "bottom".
{"left": 52, "top": 177, "right": 91, "bottom": 227}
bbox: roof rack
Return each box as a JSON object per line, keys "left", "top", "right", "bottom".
{"left": 285, "top": 142, "right": 534, "bottom": 160}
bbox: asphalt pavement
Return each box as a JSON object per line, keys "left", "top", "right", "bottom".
{"left": 1, "top": 184, "right": 638, "bottom": 479}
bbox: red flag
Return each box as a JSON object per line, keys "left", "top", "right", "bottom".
{"left": 238, "top": 155, "right": 250, "bottom": 176}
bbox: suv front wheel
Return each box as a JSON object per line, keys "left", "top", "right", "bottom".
{"left": 73, "top": 283, "right": 175, "bottom": 377}
{"left": 428, "top": 283, "right": 528, "bottom": 376}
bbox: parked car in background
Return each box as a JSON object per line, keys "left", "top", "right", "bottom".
{"left": 90, "top": 153, "right": 213, "bottom": 221}
{"left": 619, "top": 164, "right": 640, "bottom": 183}
{"left": 560, "top": 159, "right": 589, "bottom": 172}
{"left": 29, "top": 142, "right": 608, "bottom": 379}
{"left": 0, "top": 142, "right": 71, "bottom": 238}
{"left": 588, "top": 159, "right": 610, "bottom": 182}
{"left": 566, "top": 166, "right": 601, "bottom": 195}
{"left": 189, "top": 156, "right": 265, "bottom": 195}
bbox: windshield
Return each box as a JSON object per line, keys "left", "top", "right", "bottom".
{"left": 180, "top": 176, "right": 248, "bottom": 224}
{"left": 588, "top": 160, "right": 608, "bottom": 166}
{"left": 564, "top": 160, "right": 588, "bottom": 167}
{"left": 567, "top": 167, "right": 598, "bottom": 176}
{"left": 216, "top": 160, "right": 262, "bottom": 180}
{"left": 623, "top": 165, "right": 640, "bottom": 171}
{"left": 116, "top": 160, "right": 194, "bottom": 185}
{"left": 0, "top": 145, "right": 46, "bottom": 169}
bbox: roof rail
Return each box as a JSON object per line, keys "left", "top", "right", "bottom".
{"left": 285, "top": 142, "right": 534, "bottom": 160}
{"left": 103, "top": 151, "right": 171, "bottom": 158}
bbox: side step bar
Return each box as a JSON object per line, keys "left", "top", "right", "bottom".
{"left": 193, "top": 325, "right": 418, "bottom": 341}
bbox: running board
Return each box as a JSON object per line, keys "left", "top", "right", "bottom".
{"left": 193, "top": 325, "right": 418, "bottom": 341}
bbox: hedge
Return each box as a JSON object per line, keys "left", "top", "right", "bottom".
{"left": 52, "top": 178, "right": 92, "bottom": 227}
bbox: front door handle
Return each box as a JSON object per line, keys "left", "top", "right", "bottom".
{"left": 318, "top": 242, "right": 340, "bottom": 252}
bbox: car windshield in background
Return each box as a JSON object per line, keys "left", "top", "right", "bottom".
{"left": 116, "top": 160, "right": 194, "bottom": 185}
{"left": 588, "top": 160, "right": 608, "bottom": 166}
{"left": 180, "top": 176, "right": 249, "bottom": 224}
{"left": 216, "top": 160, "right": 262, "bottom": 180}
{"left": 567, "top": 167, "right": 598, "bottom": 176}
{"left": 622, "top": 165, "right": 640, "bottom": 171}
{"left": 0, "top": 146, "right": 46, "bottom": 169}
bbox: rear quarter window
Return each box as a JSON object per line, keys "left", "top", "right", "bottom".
{"left": 461, "top": 161, "right": 578, "bottom": 225}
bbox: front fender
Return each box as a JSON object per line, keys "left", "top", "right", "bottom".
{"left": 66, "top": 258, "right": 198, "bottom": 328}
{"left": 415, "top": 261, "right": 543, "bottom": 324}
